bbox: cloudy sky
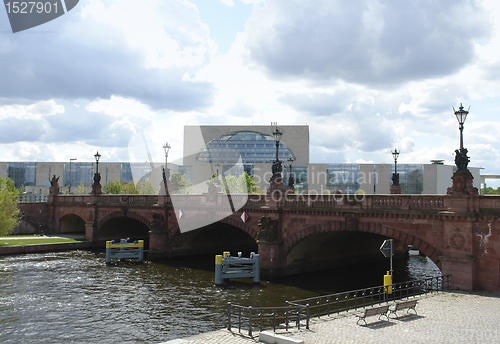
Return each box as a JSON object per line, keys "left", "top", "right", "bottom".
{"left": 2, "top": 0, "right": 500, "bottom": 184}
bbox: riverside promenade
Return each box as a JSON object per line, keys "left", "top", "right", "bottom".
{"left": 163, "top": 290, "right": 500, "bottom": 344}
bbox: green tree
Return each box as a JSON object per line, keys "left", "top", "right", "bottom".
{"left": 221, "top": 172, "right": 262, "bottom": 194}
{"left": 122, "top": 181, "right": 139, "bottom": 194}
{"left": 482, "top": 186, "right": 500, "bottom": 195}
{"left": 76, "top": 182, "right": 87, "bottom": 195}
{"left": 170, "top": 172, "right": 193, "bottom": 194}
{"left": 103, "top": 179, "right": 122, "bottom": 194}
{"left": 0, "top": 176, "right": 21, "bottom": 236}
{"left": 137, "top": 180, "right": 158, "bottom": 194}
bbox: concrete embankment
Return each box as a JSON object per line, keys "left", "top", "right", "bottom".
{"left": 0, "top": 241, "right": 94, "bottom": 255}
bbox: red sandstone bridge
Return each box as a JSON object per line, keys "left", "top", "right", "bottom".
{"left": 18, "top": 192, "right": 500, "bottom": 292}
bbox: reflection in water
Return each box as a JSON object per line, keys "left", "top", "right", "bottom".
{"left": 0, "top": 250, "right": 440, "bottom": 343}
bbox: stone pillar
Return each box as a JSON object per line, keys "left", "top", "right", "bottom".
{"left": 440, "top": 220, "right": 477, "bottom": 290}
{"left": 440, "top": 255, "right": 477, "bottom": 291}
{"left": 258, "top": 241, "right": 283, "bottom": 277}
{"left": 148, "top": 211, "right": 171, "bottom": 259}
{"left": 91, "top": 184, "right": 102, "bottom": 196}
{"left": 390, "top": 185, "right": 402, "bottom": 194}
{"left": 447, "top": 169, "right": 478, "bottom": 195}
{"left": 85, "top": 223, "right": 98, "bottom": 242}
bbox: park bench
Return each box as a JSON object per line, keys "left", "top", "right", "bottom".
{"left": 388, "top": 299, "right": 418, "bottom": 318}
{"left": 356, "top": 305, "right": 389, "bottom": 325}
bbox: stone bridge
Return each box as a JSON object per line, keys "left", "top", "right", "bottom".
{"left": 18, "top": 192, "right": 500, "bottom": 291}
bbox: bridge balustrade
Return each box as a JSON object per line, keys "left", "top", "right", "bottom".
{"left": 43, "top": 193, "right": 495, "bottom": 213}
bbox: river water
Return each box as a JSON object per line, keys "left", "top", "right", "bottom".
{"left": 0, "top": 250, "right": 440, "bottom": 343}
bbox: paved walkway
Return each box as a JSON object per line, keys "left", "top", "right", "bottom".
{"left": 162, "top": 290, "right": 500, "bottom": 344}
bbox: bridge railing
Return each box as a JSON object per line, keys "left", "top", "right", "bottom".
{"left": 18, "top": 194, "right": 47, "bottom": 203}
{"left": 227, "top": 275, "right": 450, "bottom": 337}
{"left": 46, "top": 192, "right": 495, "bottom": 213}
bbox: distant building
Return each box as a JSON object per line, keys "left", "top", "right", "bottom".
{"left": 0, "top": 125, "right": 484, "bottom": 195}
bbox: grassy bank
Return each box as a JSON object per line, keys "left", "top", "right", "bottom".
{"left": 0, "top": 238, "right": 87, "bottom": 247}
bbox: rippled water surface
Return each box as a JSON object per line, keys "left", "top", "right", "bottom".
{"left": 0, "top": 250, "right": 440, "bottom": 343}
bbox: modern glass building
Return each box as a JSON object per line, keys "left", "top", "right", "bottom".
{"left": 390, "top": 164, "right": 424, "bottom": 194}
{"left": 196, "top": 131, "right": 295, "bottom": 164}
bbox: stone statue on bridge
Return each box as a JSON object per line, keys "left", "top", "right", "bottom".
{"left": 50, "top": 175, "right": 59, "bottom": 187}
{"left": 454, "top": 148, "right": 470, "bottom": 171}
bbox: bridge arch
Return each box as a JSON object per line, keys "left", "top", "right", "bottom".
{"left": 59, "top": 214, "right": 85, "bottom": 233}
{"left": 168, "top": 213, "right": 258, "bottom": 240}
{"left": 98, "top": 211, "right": 151, "bottom": 230}
{"left": 168, "top": 213, "right": 258, "bottom": 255}
{"left": 98, "top": 211, "right": 151, "bottom": 246}
{"left": 282, "top": 220, "right": 443, "bottom": 268}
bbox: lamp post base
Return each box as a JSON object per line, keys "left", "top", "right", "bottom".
{"left": 447, "top": 169, "right": 478, "bottom": 195}
{"left": 91, "top": 184, "right": 102, "bottom": 196}
{"left": 390, "top": 185, "right": 401, "bottom": 194}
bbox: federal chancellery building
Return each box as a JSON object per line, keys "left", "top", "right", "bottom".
{"left": 0, "top": 125, "right": 487, "bottom": 196}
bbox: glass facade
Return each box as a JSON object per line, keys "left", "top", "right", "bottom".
{"left": 390, "top": 164, "right": 424, "bottom": 194}
{"left": 7, "top": 162, "right": 36, "bottom": 188}
{"left": 64, "top": 162, "right": 94, "bottom": 187}
{"left": 327, "top": 164, "right": 360, "bottom": 194}
{"left": 196, "top": 131, "right": 295, "bottom": 164}
{"left": 121, "top": 163, "right": 153, "bottom": 184}
{"left": 284, "top": 166, "right": 309, "bottom": 193}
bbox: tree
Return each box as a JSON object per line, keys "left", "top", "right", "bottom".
{"left": 220, "top": 172, "right": 262, "bottom": 194}
{"left": 76, "top": 182, "right": 87, "bottom": 195}
{"left": 0, "top": 176, "right": 21, "bottom": 236}
{"left": 170, "top": 172, "right": 193, "bottom": 194}
{"left": 137, "top": 180, "right": 158, "bottom": 194}
{"left": 482, "top": 186, "right": 500, "bottom": 195}
{"left": 122, "top": 181, "right": 139, "bottom": 194}
{"left": 103, "top": 179, "right": 122, "bottom": 194}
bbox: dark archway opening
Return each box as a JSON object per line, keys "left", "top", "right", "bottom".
{"left": 171, "top": 222, "right": 257, "bottom": 257}
{"left": 59, "top": 214, "right": 85, "bottom": 233}
{"left": 100, "top": 217, "right": 150, "bottom": 249}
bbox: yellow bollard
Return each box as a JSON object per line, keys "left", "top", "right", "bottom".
{"left": 223, "top": 251, "right": 230, "bottom": 258}
{"left": 215, "top": 255, "right": 222, "bottom": 265}
{"left": 384, "top": 271, "right": 392, "bottom": 294}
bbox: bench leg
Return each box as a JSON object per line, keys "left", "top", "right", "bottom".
{"left": 357, "top": 317, "right": 367, "bottom": 326}
{"left": 407, "top": 307, "right": 417, "bottom": 315}
{"left": 379, "top": 313, "right": 389, "bottom": 322}
{"left": 388, "top": 310, "right": 398, "bottom": 319}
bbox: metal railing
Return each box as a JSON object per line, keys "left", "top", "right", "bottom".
{"left": 227, "top": 275, "right": 450, "bottom": 337}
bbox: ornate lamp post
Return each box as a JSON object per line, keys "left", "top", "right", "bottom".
{"left": 287, "top": 158, "right": 294, "bottom": 188}
{"left": 390, "top": 148, "right": 401, "bottom": 194}
{"left": 161, "top": 142, "right": 171, "bottom": 195}
{"left": 91, "top": 151, "right": 102, "bottom": 196}
{"left": 271, "top": 123, "right": 283, "bottom": 180}
{"left": 69, "top": 158, "right": 77, "bottom": 194}
{"left": 447, "top": 104, "right": 478, "bottom": 195}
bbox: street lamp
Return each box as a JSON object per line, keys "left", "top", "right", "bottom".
{"left": 271, "top": 122, "right": 283, "bottom": 180}
{"left": 287, "top": 158, "right": 294, "bottom": 188}
{"left": 93, "top": 151, "right": 101, "bottom": 186}
{"left": 453, "top": 104, "right": 470, "bottom": 171}
{"left": 163, "top": 142, "right": 171, "bottom": 167}
{"left": 162, "top": 142, "right": 171, "bottom": 190}
{"left": 391, "top": 148, "right": 400, "bottom": 188}
{"left": 454, "top": 103, "right": 469, "bottom": 151}
{"left": 69, "top": 158, "right": 77, "bottom": 194}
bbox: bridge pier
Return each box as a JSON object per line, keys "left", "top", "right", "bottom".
{"left": 440, "top": 255, "right": 476, "bottom": 291}
{"left": 257, "top": 241, "right": 283, "bottom": 277}
{"left": 85, "top": 223, "right": 99, "bottom": 242}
